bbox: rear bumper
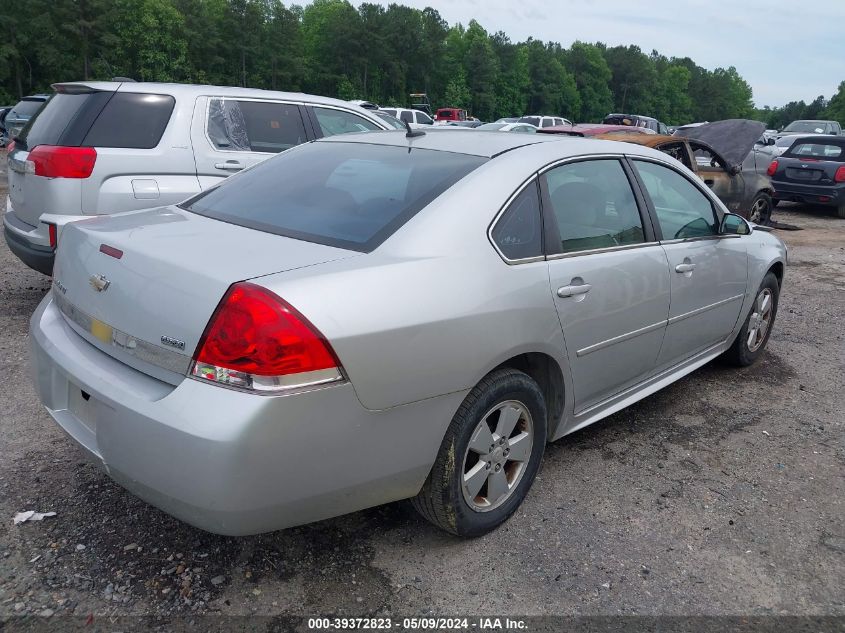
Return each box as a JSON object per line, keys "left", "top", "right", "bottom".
{"left": 772, "top": 181, "right": 844, "bottom": 207}
{"left": 4, "top": 222, "right": 54, "bottom": 275}
{"left": 30, "top": 294, "right": 461, "bottom": 535}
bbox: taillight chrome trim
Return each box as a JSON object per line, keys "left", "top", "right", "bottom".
{"left": 188, "top": 362, "right": 345, "bottom": 394}
{"left": 52, "top": 290, "right": 191, "bottom": 375}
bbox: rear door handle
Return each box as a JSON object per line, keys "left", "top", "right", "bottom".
{"left": 675, "top": 263, "right": 697, "bottom": 273}
{"left": 214, "top": 160, "right": 244, "bottom": 171}
{"left": 557, "top": 283, "right": 592, "bottom": 298}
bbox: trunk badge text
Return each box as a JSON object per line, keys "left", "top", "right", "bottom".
{"left": 161, "top": 336, "right": 186, "bottom": 351}
{"left": 89, "top": 274, "right": 111, "bottom": 293}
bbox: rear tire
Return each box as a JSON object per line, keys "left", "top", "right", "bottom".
{"left": 748, "top": 192, "right": 773, "bottom": 224}
{"left": 723, "top": 272, "right": 779, "bottom": 367}
{"left": 411, "top": 368, "right": 547, "bottom": 537}
{"left": 837, "top": 203, "right": 845, "bottom": 219}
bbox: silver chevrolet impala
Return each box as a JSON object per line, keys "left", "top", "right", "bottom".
{"left": 29, "top": 129, "right": 787, "bottom": 536}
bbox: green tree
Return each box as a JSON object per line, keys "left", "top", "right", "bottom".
{"left": 821, "top": 81, "right": 845, "bottom": 126}
{"left": 564, "top": 41, "right": 613, "bottom": 121}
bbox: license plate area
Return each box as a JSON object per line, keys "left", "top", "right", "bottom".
{"left": 786, "top": 168, "right": 821, "bottom": 181}
{"left": 68, "top": 385, "right": 97, "bottom": 435}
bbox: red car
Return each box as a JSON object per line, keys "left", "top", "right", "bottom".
{"left": 435, "top": 107, "right": 467, "bottom": 124}
{"left": 537, "top": 123, "right": 655, "bottom": 137}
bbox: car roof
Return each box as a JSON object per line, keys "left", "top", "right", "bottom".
{"left": 317, "top": 127, "right": 670, "bottom": 161}
{"left": 782, "top": 135, "right": 844, "bottom": 143}
{"left": 51, "top": 81, "right": 366, "bottom": 110}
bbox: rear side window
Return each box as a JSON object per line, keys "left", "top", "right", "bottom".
{"left": 491, "top": 180, "right": 543, "bottom": 260}
{"left": 313, "top": 107, "right": 380, "bottom": 136}
{"left": 183, "top": 142, "right": 486, "bottom": 252}
{"left": 399, "top": 111, "right": 413, "bottom": 124}
{"left": 83, "top": 93, "right": 174, "bottom": 149}
{"left": 786, "top": 142, "right": 844, "bottom": 160}
{"left": 519, "top": 116, "right": 540, "bottom": 127}
{"left": 207, "top": 98, "right": 306, "bottom": 153}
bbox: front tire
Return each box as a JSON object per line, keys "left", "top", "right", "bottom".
{"left": 723, "top": 272, "right": 779, "bottom": 367}
{"left": 412, "top": 368, "right": 547, "bottom": 537}
{"left": 748, "top": 192, "right": 773, "bottom": 224}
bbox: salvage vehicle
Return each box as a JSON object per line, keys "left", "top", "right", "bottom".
{"left": 665, "top": 120, "right": 778, "bottom": 224}
{"left": 603, "top": 113, "right": 669, "bottom": 135}
{"left": 30, "top": 128, "right": 786, "bottom": 537}
{"left": 4, "top": 81, "right": 389, "bottom": 276}
{"left": 778, "top": 120, "right": 842, "bottom": 137}
{"left": 518, "top": 115, "right": 572, "bottom": 128}
{"left": 380, "top": 107, "right": 434, "bottom": 128}
{"left": 434, "top": 107, "right": 468, "bottom": 124}
{"left": 538, "top": 123, "right": 654, "bottom": 137}
{"left": 3, "top": 94, "right": 49, "bottom": 142}
{"left": 768, "top": 135, "right": 845, "bottom": 218}
{"left": 475, "top": 122, "right": 537, "bottom": 134}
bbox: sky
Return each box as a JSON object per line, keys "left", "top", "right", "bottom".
{"left": 354, "top": 0, "right": 845, "bottom": 108}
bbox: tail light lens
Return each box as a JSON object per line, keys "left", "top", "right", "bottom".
{"left": 835, "top": 166, "right": 845, "bottom": 183}
{"left": 767, "top": 160, "right": 778, "bottom": 177}
{"left": 28, "top": 146, "right": 97, "bottom": 178}
{"left": 47, "top": 223, "right": 58, "bottom": 250}
{"left": 190, "top": 282, "right": 343, "bottom": 393}
{"left": 6, "top": 140, "right": 14, "bottom": 153}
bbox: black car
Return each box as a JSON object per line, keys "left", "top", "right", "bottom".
{"left": 769, "top": 135, "right": 845, "bottom": 218}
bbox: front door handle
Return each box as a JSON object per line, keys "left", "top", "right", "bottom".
{"left": 557, "top": 283, "right": 592, "bottom": 298}
{"left": 214, "top": 160, "right": 244, "bottom": 171}
{"left": 675, "top": 262, "right": 697, "bottom": 273}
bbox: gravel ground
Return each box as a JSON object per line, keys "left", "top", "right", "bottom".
{"left": 0, "top": 152, "right": 842, "bottom": 624}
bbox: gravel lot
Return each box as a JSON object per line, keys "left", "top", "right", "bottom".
{"left": 0, "top": 152, "right": 842, "bottom": 624}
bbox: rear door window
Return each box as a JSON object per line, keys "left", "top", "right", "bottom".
{"left": 18, "top": 93, "right": 106, "bottom": 148}
{"left": 313, "top": 107, "right": 381, "bottom": 136}
{"left": 207, "top": 98, "right": 306, "bottom": 153}
{"left": 183, "top": 142, "right": 486, "bottom": 252}
{"left": 543, "top": 159, "right": 645, "bottom": 253}
{"left": 83, "top": 92, "right": 175, "bottom": 149}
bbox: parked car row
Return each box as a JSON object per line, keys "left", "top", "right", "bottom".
{"left": 4, "top": 82, "right": 391, "bottom": 275}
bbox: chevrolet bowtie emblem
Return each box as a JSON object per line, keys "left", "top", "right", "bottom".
{"left": 89, "top": 274, "right": 111, "bottom": 292}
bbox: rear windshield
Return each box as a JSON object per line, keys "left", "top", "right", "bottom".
{"left": 11, "top": 99, "right": 45, "bottom": 117}
{"left": 18, "top": 93, "right": 106, "bottom": 148}
{"left": 785, "top": 142, "right": 844, "bottom": 160}
{"left": 18, "top": 91, "right": 173, "bottom": 149}
{"left": 783, "top": 121, "right": 831, "bottom": 134}
{"left": 183, "top": 141, "right": 487, "bottom": 252}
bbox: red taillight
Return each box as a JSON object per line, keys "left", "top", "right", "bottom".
{"left": 835, "top": 166, "right": 845, "bottom": 183}
{"left": 6, "top": 140, "right": 14, "bottom": 153}
{"left": 767, "top": 160, "right": 778, "bottom": 177}
{"left": 190, "top": 282, "right": 343, "bottom": 392}
{"left": 99, "top": 244, "right": 123, "bottom": 259}
{"left": 47, "top": 223, "right": 58, "bottom": 250}
{"left": 28, "top": 146, "right": 97, "bottom": 178}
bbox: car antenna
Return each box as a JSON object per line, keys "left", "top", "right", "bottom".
{"left": 404, "top": 119, "right": 425, "bottom": 138}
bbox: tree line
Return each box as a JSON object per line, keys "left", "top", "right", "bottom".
{"left": 1, "top": 0, "right": 843, "bottom": 127}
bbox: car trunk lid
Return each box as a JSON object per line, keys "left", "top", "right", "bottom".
{"left": 52, "top": 206, "right": 358, "bottom": 384}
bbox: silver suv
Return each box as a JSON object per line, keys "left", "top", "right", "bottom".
{"left": 4, "top": 81, "right": 389, "bottom": 275}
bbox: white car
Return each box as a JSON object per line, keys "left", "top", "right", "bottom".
{"left": 518, "top": 115, "right": 572, "bottom": 128}
{"left": 379, "top": 108, "right": 434, "bottom": 128}
{"left": 4, "top": 81, "right": 389, "bottom": 275}
{"left": 476, "top": 122, "right": 537, "bottom": 134}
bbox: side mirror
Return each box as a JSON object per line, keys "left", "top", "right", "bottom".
{"left": 721, "top": 212, "right": 751, "bottom": 235}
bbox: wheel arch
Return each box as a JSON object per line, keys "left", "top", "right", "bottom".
{"left": 768, "top": 260, "right": 785, "bottom": 288}
{"left": 491, "top": 352, "right": 566, "bottom": 441}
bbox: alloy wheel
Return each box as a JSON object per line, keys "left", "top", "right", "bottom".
{"left": 747, "top": 287, "right": 774, "bottom": 352}
{"left": 461, "top": 400, "right": 534, "bottom": 512}
{"left": 749, "top": 197, "right": 770, "bottom": 224}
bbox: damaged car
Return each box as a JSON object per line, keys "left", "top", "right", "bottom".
{"left": 598, "top": 120, "right": 777, "bottom": 224}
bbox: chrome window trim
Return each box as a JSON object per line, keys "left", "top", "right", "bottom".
{"left": 53, "top": 290, "right": 191, "bottom": 374}
{"left": 546, "top": 241, "right": 661, "bottom": 261}
{"left": 660, "top": 234, "right": 741, "bottom": 245}
{"left": 487, "top": 174, "right": 546, "bottom": 265}
{"left": 538, "top": 153, "right": 627, "bottom": 176}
